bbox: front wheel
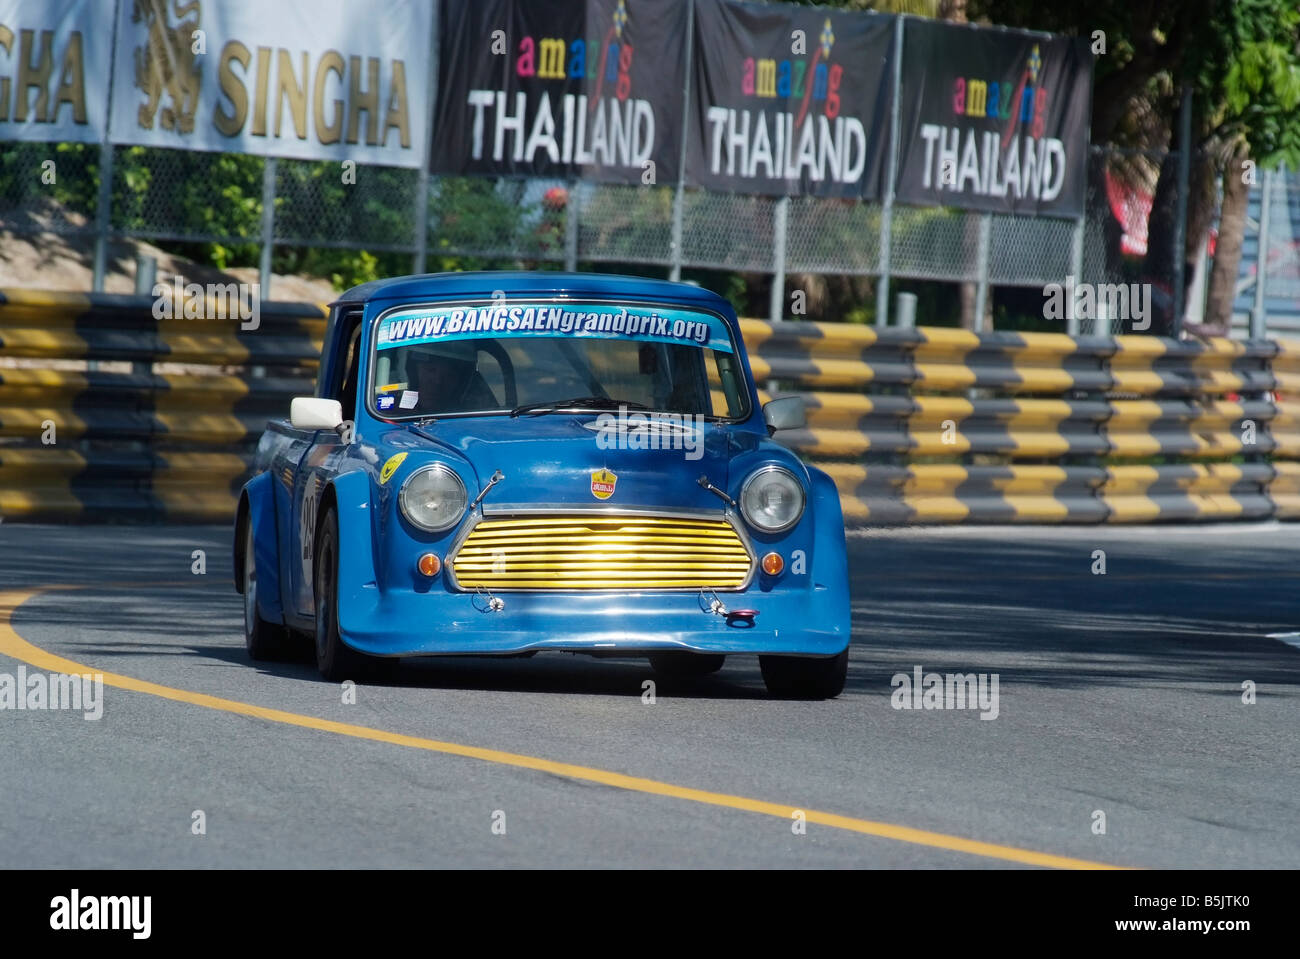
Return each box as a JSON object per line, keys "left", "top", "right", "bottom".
{"left": 759, "top": 649, "right": 848, "bottom": 700}
{"left": 314, "top": 507, "right": 392, "bottom": 682}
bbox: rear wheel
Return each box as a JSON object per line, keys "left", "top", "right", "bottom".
{"left": 648, "top": 651, "right": 726, "bottom": 677}
{"left": 759, "top": 649, "right": 848, "bottom": 700}
{"left": 241, "top": 517, "right": 292, "bottom": 661}
{"left": 314, "top": 507, "right": 392, "bottom": 682}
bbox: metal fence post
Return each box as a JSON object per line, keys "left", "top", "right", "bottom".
{"left": 770, "top": 197, "right": 789, "bottom": 321}
{"left": 91, "top": 142, "right": 114, "bottom": 295}
{"left": 414, "top": 174, "right": 431, "bottom": 275}
{"left": 1068, "top": 213, "right": 1085, "bottom": 337}
{"left": 876, "top": 14, "right": 905, "bottom": 328}
{"left": 1172, "top": 86, "right": 1192, "bottom": 337}
{"left": 669, "top": 0, "right": 695, "bottom": 282}
{"left": 565, "top": 179, "right": 579, "bottom": 272}
{"left": 91, "top": 0, "right": 123, "bottom": 295}
{"left": 973, "top": 212, "right": 992, "bottom": 331}
{"left": 414, "top": 1, "right": 440, "bottom": 275}
{"left": 259, "top": 158, "right": 277, "bottom": 299}
{"left": 1252, "top": 166, "right": 1274, "bottom": 340}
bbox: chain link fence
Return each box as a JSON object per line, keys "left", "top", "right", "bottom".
{"left": 3, "top": 138, "right": 1287, "bottom": 335}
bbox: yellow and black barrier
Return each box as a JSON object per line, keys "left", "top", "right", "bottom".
{"left": 1, "top": 289, "right": 1298, "bottom": 524}
{"left": 744, "top": 319, "right": 1296, "bottom": 524}
{"left": 0, "top": 290, "right": 325, "bottom": 521}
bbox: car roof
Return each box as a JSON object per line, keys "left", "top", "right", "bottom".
{"left": 332, "top": 271, "right": 735, "bottom": 314}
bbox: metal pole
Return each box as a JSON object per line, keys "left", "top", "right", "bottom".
{"left": 973, "top": 212, "right": 991, "bottom": 332}
{"left": 876, "top": 14, "right": 905, "bottom": 327}
{"left": 1172, "top": 85, "right": 1192, "bottom": 336}
{"left": 669, "top": 0, "right": 695, "bottom": 282}
{"left": 1252, "top": 166, "right": 1273, "bottom": 340}
{"left": 564, "top": 179, "right": 579, "bottom": 272}
{"left": 895, "top": 291, "right": 917, "bottom": 328}
{"left": 133, "top": 255, "right": 156, "bottom": 375}
{"left": 413, "top": 0, "right": 440, "bottom": 275}
{"left": 91, "top": 0, "right": 124, "bottom": 294}
{"left": 133, "top": 253, "right": 156, "bottom": 296}
{"left": 769, "top": 196, "right": 789, "bottom": 321}
{"left": 259, "top": 157, "right": 277, "bottom": 299}
{"left": 1068, "top": 213, "right": 1085, "bottom": 338}
{"left": 91, "top": 141, "right": 114, "bottom": 294}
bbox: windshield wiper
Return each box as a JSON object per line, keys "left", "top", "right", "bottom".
{"left": 509, "top": 396, "right": 651, "bottom": 418}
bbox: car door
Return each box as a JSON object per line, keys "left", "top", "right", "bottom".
{"left": 290, "top": 309, "right": 364, "bottom": 619}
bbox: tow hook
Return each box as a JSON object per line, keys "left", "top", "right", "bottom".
{"left": 475, "top": 585, "right": 504, "bottom": 612}
{"left": 699, "top": 589, "right": 758, "bottom": 626}
{"left": 700, "top": 588, "right": 727, "bottom": 616}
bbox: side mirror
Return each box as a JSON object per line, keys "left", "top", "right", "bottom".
{"left": 762, "top": 395, "right": 806, "bottom": 433}
{"left": 290, "top": 397, "right": 343, "bottom": 432}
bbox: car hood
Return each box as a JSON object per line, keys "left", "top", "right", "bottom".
{"left": 397, "top": 414, "right": 740, "bottom": 511}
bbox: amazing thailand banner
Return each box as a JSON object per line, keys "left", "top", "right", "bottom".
{"left": 685, "top": 0, "right": 893, "bottom": 198}
{"left": 431, "top": 0, "right": 689, "bottom": 183}
{"left": 895, "top": 20, "right": 1092, "bottom": 217}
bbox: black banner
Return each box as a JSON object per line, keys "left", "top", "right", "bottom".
{"left": 686, "top": 0, "right": 893, "bottom": 198}
{"left": 895, "top": 21, "right": 1092, "bottom": 217}
{"left": 431, "top": 0, "right": 688, "bottom": 183}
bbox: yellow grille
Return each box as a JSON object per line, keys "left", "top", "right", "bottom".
{"left": 451, "top": 513, "right": 753, "bottom": 590}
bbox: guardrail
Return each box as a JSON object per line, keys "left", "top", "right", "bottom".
{"left": 741, "top": 320, "right": 1297, "bottom": 523}
{"left": 2, "top": 289, "right": 1297, "bottom": 524}
{"left": 0, "top": 290, "right": 324, "bottom": 521}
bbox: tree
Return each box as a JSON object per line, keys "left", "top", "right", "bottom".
{"left": 972, "top": 0, "right": 1300, "bottom": 336}
{"left": 1192, "top": 1, "right": 1300, "bottom": 333}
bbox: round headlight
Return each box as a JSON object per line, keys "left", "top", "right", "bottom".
{"left": 399, "top": 464, "right": 467, "bottom": 533}
{"left": 740, "top": 466, "right": 805, "bottom": 533}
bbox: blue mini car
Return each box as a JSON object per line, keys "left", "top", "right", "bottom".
{"left": 234, "top": 272, "right": 851, "bottom": 698}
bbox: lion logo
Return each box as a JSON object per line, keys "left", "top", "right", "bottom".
{"left": 132, "top": 0, "right": 202, "bottom": 133}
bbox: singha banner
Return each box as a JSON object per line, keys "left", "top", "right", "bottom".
{"left": 107, "top": 0, "right": 431, "bottom": 167}
{"left": 895, "top": 20, "right": 1092, "bottom": 217}
{"left": 0, "top": 0, "right": 112, "bottom": 143}
{"left": 686, "top": 0, "right": 892, "bottom": 198}
{"left": 431, "top": 0, "right": 689, "bottom": 183}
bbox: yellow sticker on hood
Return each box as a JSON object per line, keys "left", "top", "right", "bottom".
{"left": 591, "top": 468, "right": 617, "bottom": 500}
{"left": 379, "top": 452, "right": 408, "bottom": 485}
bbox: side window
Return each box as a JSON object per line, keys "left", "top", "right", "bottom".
{"left": 337, "top": 323, "right": 362, "bottom": 415}
{"left": 324, "top": 311, "right": 363, "bottom": 416}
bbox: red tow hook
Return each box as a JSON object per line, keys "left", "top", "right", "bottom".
{"left": 726, "top": 608, "right": 758, "bottom": 627}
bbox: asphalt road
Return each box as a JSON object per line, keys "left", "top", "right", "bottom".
{"left": 0, "top": 521, "right": 1297, "bottom": 868}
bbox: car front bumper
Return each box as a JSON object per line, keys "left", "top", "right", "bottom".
{"left": 335, "top": 582, "right": 850, "bottom": 658}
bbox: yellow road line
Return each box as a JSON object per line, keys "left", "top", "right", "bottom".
{"left": 0, "top": 585, "right": 1122, "bottom": 870}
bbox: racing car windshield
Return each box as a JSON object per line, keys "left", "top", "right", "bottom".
{"left": 367, "top": 301, "right": 751, "bottom": 421}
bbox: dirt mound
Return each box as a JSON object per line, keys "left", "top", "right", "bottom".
{"left": 0, "top": 203, "right": 336, "bottom": 303}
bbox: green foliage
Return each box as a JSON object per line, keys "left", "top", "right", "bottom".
{"left": 1198, "top": 0, "right": 1300, "bottom": 166}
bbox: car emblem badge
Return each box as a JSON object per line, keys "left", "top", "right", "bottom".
{"left": 590, "top": 468, "right": 618, "bottom": 500}
{"left": 379, "top": 452, "right": 408, "bottom": 485}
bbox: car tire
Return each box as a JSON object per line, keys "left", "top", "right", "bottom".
{"left": 241, "top": 516, "right": 293, "bottom": 661}
{"left": 314, "top": 507, "right": 393, "bottom": 683}
{"left": 759, "top": 648, "right": 848, "bottom": 700}
{"left": 648, "top": 651, "right": 726, "bottom": 676}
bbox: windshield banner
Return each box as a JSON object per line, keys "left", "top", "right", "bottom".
{"left": 375, "top": 302, "right": 734, "bottom": 353}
